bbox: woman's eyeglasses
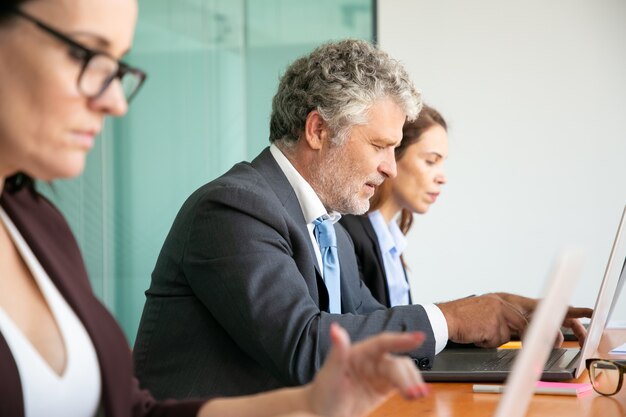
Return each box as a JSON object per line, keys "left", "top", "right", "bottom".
{"left": 11, "top": 8, "right": 146, "bottom": 102}
{"left": 586, "top": 358, "right": 626, "bottom": 396}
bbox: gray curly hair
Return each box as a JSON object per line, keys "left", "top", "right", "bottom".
{"left": 269, "top": 39, "right": 422, "bottom": 148}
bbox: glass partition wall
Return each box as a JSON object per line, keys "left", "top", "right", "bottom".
{"left": 41, "top": 0, "right": 374, "bottom": 342}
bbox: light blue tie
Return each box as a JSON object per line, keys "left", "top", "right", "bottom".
{"left": 313, "top": 217, "right": 342, "bottom": 313}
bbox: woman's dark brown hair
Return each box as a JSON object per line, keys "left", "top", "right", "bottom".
{"left": 0, "top": 1, "right": 30, "bottom": 21}
{"left": 368, "top": 104, "right": 447, "bottom": 235}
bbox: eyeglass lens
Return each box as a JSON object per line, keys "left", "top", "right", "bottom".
{"left": 589, "top": 360, "right": 621, "bottom": 395}
{"left": 80, "top": 55, "right": 142, "bottom": 100}
{"left": 120, "top": 71, "right": 143, "bottom": 100}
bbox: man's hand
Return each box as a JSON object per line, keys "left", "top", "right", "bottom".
{"left": 437, "top": 293, "right": 593, "bottom": 348}
{"left": 561, "top": 316, "right": 590, "bottom": 347}
{"left": 307, "top": 323, "right": 429, "bottom": 417}
{"left": 437, "top": 293, "right": 529, "bottom": 347}
{"left": 496, "top": 292, "right": 593, "bottom": 347}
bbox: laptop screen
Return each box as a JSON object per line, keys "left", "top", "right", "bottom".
{"left": 575, "top": 205, "right": 626, "bottom": 378}
{"left": 607, "top": 257, "right": 626, "bottom": 322}
{"left": 493, "top": 252, "right": 584, "bottom": 417}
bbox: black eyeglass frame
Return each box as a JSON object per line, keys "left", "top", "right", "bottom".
{"left": 585, "top": 358, "right": 626, "bottom": 396}
{"left": 10, "top": 8, "right": 146, "bottom": 102}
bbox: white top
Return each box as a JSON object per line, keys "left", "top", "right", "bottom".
{"left": 367, "top": 210, "right": 411, "bottom": 306}
{"left": 0, "top": 208, "right": 102, "bottom": 417}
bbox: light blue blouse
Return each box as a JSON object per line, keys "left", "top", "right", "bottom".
{"left": 367, "top": 210, "right": 410, "bottom": 306}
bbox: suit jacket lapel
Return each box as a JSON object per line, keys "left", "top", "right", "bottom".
{"left": 0, "top": 335, "right": 24, "bottom": 416}
{"left": 250, "top": 148, "right": 327, "bottom": 308}
{"left": 361, "top": 215, "right": 387, "bottom": 281}
{"left": 336, "top": 224, "right": 359, "bottom": 313}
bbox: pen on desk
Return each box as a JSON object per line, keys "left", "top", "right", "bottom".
{"left": 473, "top": 382, "right": 593, "bottom": 397}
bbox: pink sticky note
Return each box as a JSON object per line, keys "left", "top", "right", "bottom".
{"left": 535, "top": 381, "right": 593, "bottom": 396}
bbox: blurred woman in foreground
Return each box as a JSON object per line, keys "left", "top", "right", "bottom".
{"left": 0, "top": 1, "right": 428, "bottom": 416}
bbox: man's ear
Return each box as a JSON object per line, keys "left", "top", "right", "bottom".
{"left": 303, "top": 110, "right": 330, "bottom": 150}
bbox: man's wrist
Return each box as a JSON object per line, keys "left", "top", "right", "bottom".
{"left": 422, "top": 303, "right": 449, "bottom": 354}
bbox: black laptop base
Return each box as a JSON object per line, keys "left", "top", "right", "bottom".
{"left": 419, "top": 347, "right": 580, "bottom": 382}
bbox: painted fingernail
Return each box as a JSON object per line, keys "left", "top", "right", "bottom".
{"left": 408, "top": 384, "right": 430, "bottom": 398}
{"left": 406, "top": 386, "right": 419, "bottom": 398}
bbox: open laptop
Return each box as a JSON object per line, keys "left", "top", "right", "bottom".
{"left": 494, "top": 251, "right": 584, "bottom": 417}
{"left": 421, "top": 204, "right": 626, "bottom": 382}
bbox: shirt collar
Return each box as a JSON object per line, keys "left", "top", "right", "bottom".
{"left": 270, "top": 144, "right": 341, "bottom": 225}
{"left": 368, "top": 209, "right": 407, "bottom": 255}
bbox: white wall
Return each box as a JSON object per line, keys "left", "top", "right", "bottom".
{"left": 378, "top": 0, "right": 626, "bottom": 320}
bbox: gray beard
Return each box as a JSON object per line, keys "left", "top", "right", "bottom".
{"left": 310, "top": 146, "right": 380, "bottom": 215}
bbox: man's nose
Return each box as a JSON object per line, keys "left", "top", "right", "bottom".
{"left": 379, "top": 148, "right": 397, "bottom": 179}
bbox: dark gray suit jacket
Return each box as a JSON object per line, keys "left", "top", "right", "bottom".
{"left": 133, "top": 148, "right": 435, "bottom": 399}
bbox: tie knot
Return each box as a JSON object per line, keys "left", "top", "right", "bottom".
{"left": 314, "top": 217, "right": 337, "bottom": 248}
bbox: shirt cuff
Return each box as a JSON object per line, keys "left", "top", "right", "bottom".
{"left": 422, "top": 303, "right": 448, "bottom": 354}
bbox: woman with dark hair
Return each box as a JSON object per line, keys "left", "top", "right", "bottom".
{"left": 0, "top": 1, "right": 428, "bottom": 416}
{"left": 341, "top": 106, "right": 592, "bottom": 356}
{"left": 340, "top": 105, "right": 449, "bottom": 308}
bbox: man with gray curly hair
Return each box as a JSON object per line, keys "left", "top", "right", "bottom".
{"left": 268, "top": 39, "right": 421, "bottom": 215}
{"left": 135, "top": 39, "right": 435, "bottom": 399}
{"left": 134, "top": 39, "right": 589, "bottom": 400}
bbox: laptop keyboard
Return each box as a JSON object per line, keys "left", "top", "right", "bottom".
{"left": 473, "top": 348, "right": 568, "bottom": 372}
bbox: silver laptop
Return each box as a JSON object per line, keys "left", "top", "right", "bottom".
{"left": 422, "top": 205, "right": 626, "bottom": 382}
{"left": 494, "top": 251, "right": 584, "bottom": 417}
